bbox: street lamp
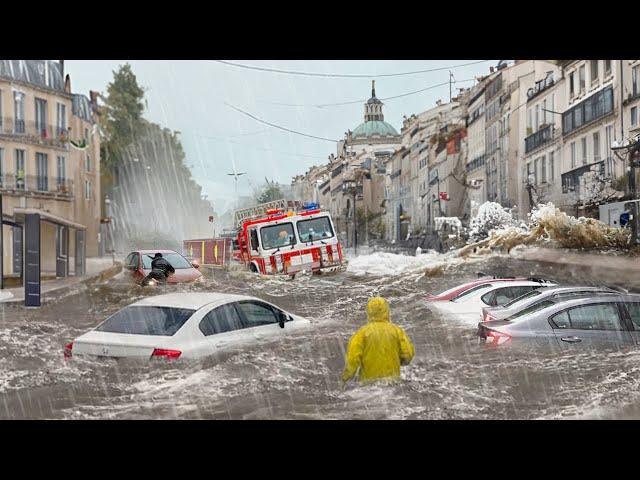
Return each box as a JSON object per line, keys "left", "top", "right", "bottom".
{"left": 342, "top": 179, "right": 358, "bottom": 255}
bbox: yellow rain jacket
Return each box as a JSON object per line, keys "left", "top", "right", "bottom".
{"left": 342, "top": 297, "right": 415, "bottom": 383}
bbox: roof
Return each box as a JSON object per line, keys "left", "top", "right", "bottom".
{"left": 352, "top": 120, "right": 399, "bottom": 138}
{"left": 132, "top": 292, "right": 254, "bottom": 310}
{"left": 0, "top": 60, "right": 65, "bottom": 91}
{"left": 72, "top": 94, "right": 93, "bottom": 122}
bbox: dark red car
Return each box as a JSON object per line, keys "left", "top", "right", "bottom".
{"left": 124, "top": 249, "right": 203, "bottom": 284}
{"left": 425, "top": 276, "right": 534, "bottom": 302}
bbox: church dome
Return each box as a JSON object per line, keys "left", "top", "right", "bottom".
{"left": 352, "top": 120, "right": 399, "bottom": 138}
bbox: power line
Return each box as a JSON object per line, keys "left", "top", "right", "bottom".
{"left": 224, "top": 102, "right": 338, "bottom": 143}
{"left": 197, "top": 134, "right": 327, "bottom": 160}
{"left": 215, "top": 60, "right": 492, "bottom": 78}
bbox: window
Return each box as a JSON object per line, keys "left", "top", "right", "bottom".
{"left": 590, "top": 60, "right": 599, "bottom": 85}
{"left": 604, "top": 60, "right": 612, "bottom": 77}
{"left": 527, "top": 108, "right": 532, "bottom": 131}
{"left": 551, "top": 304, "right": 622, "bottom": 330}
{"left": 141, "top": 252, "right": 192, "bottom": 270}
{"left": 56, "top": 103, "right": 66, "bottom": 135}
{"left": 593, "top": 132, "right": 601, "bottom": 162}
{"left": 534, "top": 158, "right": 539, "bottom": 184}
{"left": 85, "top": 179, "right": 91, "bottom": 200}
{"left": 56, "top": 156, "right": 66, "bottom": 187}
{"left": 626, "top": 303, "right": 640, "bottom": 330}
{"left": 260, "top": 222, "right": 295, "bottom": 250}
{"left": 631, "top": 106, "right": 638, "bottom": 126}
{"left": 0, "top": 148, "right": 3, "bottom": 185}
{"left": 84, "top": 128, "right": 89, "bottom": 141}
{"left": 125, "top": 253, "right": 139, "bottom": 269}
{"left": 35, "top": 98, "right": 47, "bottom": 135}
{"left": 36, "top": 152, "right": 48, "bottom": 191}
{"left": 508, "top": 300, "right": 556, "bottom": 321}
{"left": 235, "top": 301, "right": 279, "bottom": 328}
{"left": 571, "top": 142, "right": 576, "bottom": 168}
{"left": 503, "top": 290, "right": 542, "bottom": 308}
{"left": 605, "top": 125, "right": 614, "bottom": 177}
{"left": 579, "top": 65, "right": 586, "bottom": 93}
{"left": 452, "top": 284, "right": 493, "bottom": 301}
{"left": 199, "top": 303, "right": 244, "bottom": 336}
{"left": 13, "top": 91, "right": 25, "bottom": 133}
{"left": 569, "top": 72, "right": 575, "bottom": 98}
{"left": 96, "top": 306, "right": 194, "bottom": 336}
{"left": 297, "top": 216, "right": 334, "bottom": 242}
{"left": 535, "top": 104, "right": 539, "bottom": 130}
{"left": 541, "top": 155, "right": 547, "bottom": 183}
{"left": 15, "top": 149, "right": 25, "bottom": 189}
{"left": 549, "top": 151, "right": 555, "bottom": 181}
{"left": 85, "top": 153, "right": 91, "bottom": 172}
{"left": 633, "top": 65, "right": 639, "bottom": 97}
{"left": 481, "top": 286, "right": 536, "bottom": 307}
{"left": 581, "top": 137, "right": 587, "bottom": 165}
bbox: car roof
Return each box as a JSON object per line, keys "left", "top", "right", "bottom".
{"left": 537, "top": 285, "right": 615, "bottom": 293}
{"left": 130, "top": 292, "right": 257, "bottom": 310}
{"left": 543, "top": 294, "right": 640, "bottom": 310}
{"left": 136, "top": 249, "right": 180, "bottom": 254}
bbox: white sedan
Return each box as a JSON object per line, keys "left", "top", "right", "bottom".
{"left": 65, "top": 293, "right": 311, "bottom": 360}
{"left": 428, "top": 280, "right": 557, "bottom": 324}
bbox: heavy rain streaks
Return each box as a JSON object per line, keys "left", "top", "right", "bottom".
{"left": 1, "top": 253, "right": 640, "bottom": 420}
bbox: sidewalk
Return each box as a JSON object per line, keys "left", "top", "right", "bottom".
{"left": 1, "top": 257, "right": 123, "bottom": 306}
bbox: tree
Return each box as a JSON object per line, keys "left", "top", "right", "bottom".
{"left": 256, "top": 178, "right": 284, "bottom": 204}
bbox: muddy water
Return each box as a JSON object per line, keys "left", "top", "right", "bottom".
{"left": 1, "top": 253, "right": 640, "bottom": 419}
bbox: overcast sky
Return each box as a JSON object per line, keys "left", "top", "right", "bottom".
{"left": 65, "top": 60, "right": 498, "bottom": 213}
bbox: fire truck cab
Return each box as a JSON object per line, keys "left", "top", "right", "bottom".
{"left": 234, "top": 200, "right": 346, "bottom": 276}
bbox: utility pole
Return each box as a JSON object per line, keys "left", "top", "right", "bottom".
{"left": 353, "top": 188, "right": 358, "bottom": 256}
{"left": 449, "top": 71, "right": 453, "bottom": 102}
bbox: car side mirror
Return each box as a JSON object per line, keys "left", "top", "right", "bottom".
{"left": 191, "top": 260, "right": 200, "bottom": 269}
{"left": 278, "top": 311, "right": 287, "bottom": 329}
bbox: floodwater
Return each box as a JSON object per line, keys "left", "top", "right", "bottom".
{"left": 1, "top": 252, "right": 640, "bottom": 420}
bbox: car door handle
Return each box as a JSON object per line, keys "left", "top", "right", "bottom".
{"left": 561, "top": 336, "right": 582, "bottom": 343}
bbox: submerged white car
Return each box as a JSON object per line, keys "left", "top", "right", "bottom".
{"left": 65, "top": 293, "right": 311, "bottom": 360}
{"left": 428, "top": 280, "right": 557, "bottom": 324}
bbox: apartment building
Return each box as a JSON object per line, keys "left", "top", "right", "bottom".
{"left": 0, "top": 60, "right": 100, "bottom": 280}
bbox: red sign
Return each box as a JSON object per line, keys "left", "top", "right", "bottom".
{"left": 208, "top": 216, "right": 214, "bottom": 222}
{"left": 439, "top": 192, "right": 450, "bottom": 201}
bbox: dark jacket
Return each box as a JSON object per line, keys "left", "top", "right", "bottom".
{"left": 151, "top": 257, "right": 175, "bottom": 277}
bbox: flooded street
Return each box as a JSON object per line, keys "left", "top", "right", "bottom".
{"left": 1, "top": 252, "right": 640, "bottom": 420}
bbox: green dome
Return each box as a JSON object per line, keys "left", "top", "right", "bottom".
{"left": 352, "top": 120, "right": 399, "bottom": 138}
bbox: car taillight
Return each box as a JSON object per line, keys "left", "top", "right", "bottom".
{"left": 64, "top": 342, "right": 73, "bottom": 358}
{"left": 485, "top": 330, "right": 512, "bottom": 346}
{"left": 151, "top": 348, "right": 182, "bottom": 359}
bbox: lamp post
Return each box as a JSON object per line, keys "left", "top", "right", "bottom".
{"left": 342, "top": 179, "right": 358, "bottom": 256}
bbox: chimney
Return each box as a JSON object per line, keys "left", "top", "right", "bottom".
{"left": 64, "top": 74, "right": 71, "bottom": 94}
{"left": 59, "top": 60, "right": 64, "bottom": 77}
{"left": 490, "top": 66, "right": 495, "bottom": 73}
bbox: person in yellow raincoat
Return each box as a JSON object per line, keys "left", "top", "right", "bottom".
{"left": 342, "top": 297, "right": 415, "bottom": 384}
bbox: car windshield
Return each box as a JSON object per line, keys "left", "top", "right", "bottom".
{"left": 507, "top": 300, "right": 556, "bottom": 321}
{"left": 96, "top": 306, "right": 195, "bottom": 336}
{"left": 503, "top": 289, "right": 542, "bottom": 307}
{"left": 452, "top": 284, "right": 493, "bottom": 301}
{"left": 142, "top": 253, "right": 192, "bottom": 269}
{"left": 260, "top": 223, "right": 295, "bottom": 250}
{"left": 297, "top": 216, "right": 334, "bottom": 242}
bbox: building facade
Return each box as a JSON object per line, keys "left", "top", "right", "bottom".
{"left": 0, "top": 60, "right": 100, "bottom": 279}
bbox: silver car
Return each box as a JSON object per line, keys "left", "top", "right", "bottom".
{"left": 477, "top": 295, "right": 640, "bottom": 348}
{"left": 480, "top": 286, "right": 624, "bottom": 323}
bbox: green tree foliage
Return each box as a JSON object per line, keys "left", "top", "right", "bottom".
{"left": 256, "top": 179, "right": 284, "bottom": 204}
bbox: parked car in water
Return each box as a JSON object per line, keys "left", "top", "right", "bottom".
{"left": 480, "top": 286, "right": 625, "bottom": 323}
{"left": 65, "top": 293, "right": 311, "bottom": 360}
{"left": 426, "top": 276, "right": 550, "bottom": 302}
{"left": 478, "top": 295, "right": 640, "bottom": 348}
{"left": 124, "top": 249, "right": 202, "bottom": 285}
{"left": 428, "top": 280, "right": 557, "bottom": 322}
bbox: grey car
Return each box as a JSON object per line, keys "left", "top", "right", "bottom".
{"left": 477, "top": 295, "right": 640, "bottom": 348}
{"left": 480, "top": 286, "right": 624, "bottom": 323}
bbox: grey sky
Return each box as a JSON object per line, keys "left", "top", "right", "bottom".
{"left": 65, "top": 60, "right": 497, "bottom": 213}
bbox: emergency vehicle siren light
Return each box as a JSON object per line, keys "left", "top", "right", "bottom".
{"left": 302, "top": 202, "right": 319, "bottom": 210}
{"left": 266, "top": 208, "right": 282, "bottom": 215}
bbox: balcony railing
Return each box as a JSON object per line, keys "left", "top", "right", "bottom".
{"left": 524, "top": 124, "right": 554, "bottom": 153}
{"left": 0, "top": 173, "right": 73, "bottom": 197}
{"left": 0, "top": 117, "right": 70, "bottom": 148}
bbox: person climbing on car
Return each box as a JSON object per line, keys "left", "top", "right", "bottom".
{"left": 142, "top": 252, "right": 175, "bottom": 285}
{"left": 342, "top": 297, "right": 415, "bottom": 385}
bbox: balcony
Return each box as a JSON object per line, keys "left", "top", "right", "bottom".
{"left": 561, "top": 161, "right": 604, "bottom": 194}
{"left": 0, "top": 117, "right": 70, "bottom": 149}
{"left": 524, "top": 124, "right": 554, "bottom": 154}
{"left": 562, "top": 86, "right": 614, "bottom": 136}
{"left": 0, "top": 174, "right": 73, "bottom": 199}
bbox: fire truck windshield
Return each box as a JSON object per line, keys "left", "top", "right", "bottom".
{"left": 260, "top": 223, "right": 296, "bottom": 250}
{"left": 297, "top": 216, "right": 334, "bottom": 242}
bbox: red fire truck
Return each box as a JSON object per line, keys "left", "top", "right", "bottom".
{"left": 234, "top": 199, "right": 346, "bottom": 276}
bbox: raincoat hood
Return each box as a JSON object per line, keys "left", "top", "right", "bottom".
{"left": 367, "top": 297, "right": 390, "bottom": 323}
